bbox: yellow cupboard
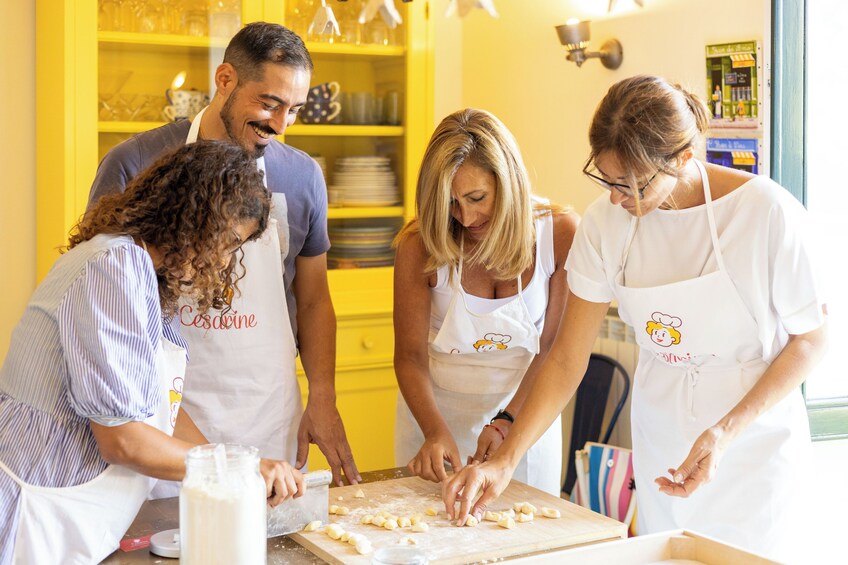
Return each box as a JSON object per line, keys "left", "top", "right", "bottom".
{"left": 36, "top": 0, "right": 435, "bottom": 472}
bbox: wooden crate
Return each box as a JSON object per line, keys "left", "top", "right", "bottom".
{"left": 508, "top": 529, "right": 782, "bottom": 564}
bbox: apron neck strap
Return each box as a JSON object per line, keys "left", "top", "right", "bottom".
{"left": 695, "top": 159, "right": 726, "bottom": 271}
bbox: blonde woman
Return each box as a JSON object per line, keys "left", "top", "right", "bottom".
{"left": 444, "top": 76, "right": 827, "bottom": 561}
{"left": 393, "top": 108, "right": 579, "bottom": 494}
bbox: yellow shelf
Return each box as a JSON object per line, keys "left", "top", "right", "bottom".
{"left": 328, "top": 207, "right": 404, "bottom": 219}
{"left": 98, "top": 123, "right": 405, "bottom": 136}
{"left": 286, "top": 124, "right": 403, "bottom": 137}
{"left": 305, "top": 41, "right": 405, "bottom": 58}
{"left": 98, "top": 31, "right": 230, "bottom": 50}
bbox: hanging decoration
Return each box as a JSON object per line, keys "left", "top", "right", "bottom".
{"left": 358, "top": 0, "right": 403, "bottom": 29}
{"left": 607, "top": 0, "right": 644, "bottom": 12}
{"left": 308, "top": 0, "right": 341, "bottom": 36}
{"left": 445, "top": 0, "right": 499, "bottom": 19}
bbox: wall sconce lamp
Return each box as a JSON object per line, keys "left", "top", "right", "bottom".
{"left": 555, "top": 19, "right": 623, "bottom": 69}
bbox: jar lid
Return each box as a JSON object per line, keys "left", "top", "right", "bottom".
{"left": 150, "top": 528, "right": 180, "bottom": 558}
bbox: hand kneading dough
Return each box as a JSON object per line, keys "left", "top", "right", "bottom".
{"left": 411, "top": 522, "right": 429, "bottom": 532}
{"left": 497, "top": 516, "right": 516, "bottom": 529}
{"left": 540, "top": 507, "right": 561, "bottom": 518}
{"left": 303, "top": 520, "right": 322, "bottom": 532}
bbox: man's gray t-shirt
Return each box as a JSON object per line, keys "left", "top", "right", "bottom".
{"left": 87, "top": 120, "right": 330, "bottom": 339}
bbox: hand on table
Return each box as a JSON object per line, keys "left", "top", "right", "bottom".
{"left": 408, "top": 431, "right": 462, "bottom": 483}
{"left": 260, "top": 459, "right": 304, "bottom": 507}
{"left": 442, "top": 458, "right": 513, "bottom": 525}
{"left": 295, "top": 400, "right": 361, "bottom": 487}
{"left": 655, "top": 425, "right": 729, "bottom": 497}
{"left": 469, "top": 421, "right": 509, "bottom": 465}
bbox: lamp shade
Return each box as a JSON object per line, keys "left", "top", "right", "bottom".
{"left": 556, "top": 20, "right": 591, "bottom": 49}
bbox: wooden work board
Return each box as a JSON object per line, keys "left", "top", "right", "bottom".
{"left": 290, "top": 475, "right": 626, "bottom": 564}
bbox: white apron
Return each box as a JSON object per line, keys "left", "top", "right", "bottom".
{"left": 616, "top": 161, "right": 809, "bottom": 561}
{"left": 178, "top": 108, "right": 301, "bottom": 462}
{"left": 0, "top": 337, "right": 186, "bottom": 564}
{"left": 395, "top": 252, "right": 562, "bottom": 495}
{"left": 150, "top": 112, "right": 301, "bottom": 499}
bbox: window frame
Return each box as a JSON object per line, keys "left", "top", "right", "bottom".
{"left": 772, "top": 0, "right": 848, "bottom": 440}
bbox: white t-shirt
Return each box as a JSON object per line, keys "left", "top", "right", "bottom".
{"left": 565, "top": 174, "right": 826, "bottom": 363}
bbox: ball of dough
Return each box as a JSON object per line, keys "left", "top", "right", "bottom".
{"left": 336, "top": 506, "right": 350, "bottom": 516}
{"left": 355, "top": 538, "right": 372, "bottom": 555}
{"left": 521, "top": 502, "right": 537, "bottom": 515}
{"left": 512, "top": 502, "right": 524, "bottom": 513}
{"left": 354, "top": 489, "right": 365, "bottom": 498}
{"left": 371, "top": 515, "right": 387, "bottom": 527}
{"left": 483, "top": 510, "right": 501, "bottom": 522}
{"left": 503, "top": 508, "right": 516, "bottom": 518}
{"left": 425, "top": 507, "right": 439, "bottom": 516}
{"left": 340, "top": 532, "right": 352, "bottom": 542}
{"left": 361, "top": 514, "right": 374, "bottom": 525}
{"left": 464, "top": 515, "right": 479, "bottom": 527}
{"left": 540, "top": 507, "right": 562, "bottom": 519}
{"left": 398, "top": 516, "right": 412, "bottom": 528}
{"left": 410, "top": 515, "right": 423, "bottom": 525}
{"left": 412, "top": 522, "right": 429, "bottom": 532}
{"left": 302, "top": 520, "right": 322, "bottom": 532}
{"left": 326, "top": 524, "right": 345, "bottom": 539}
{"left": 329, "top": 504, "right": 339, "bottom": 515}
{"left": 517, "top": 512, "right": 534, "bottom": 522}
{"left": 498, "top": 516, "right": 516, "bottom": 529}
{"left": 383, "top": 518, "right": 399, "bottom": 530}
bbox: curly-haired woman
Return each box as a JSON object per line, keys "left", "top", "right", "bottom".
{"left": 0, "top": 141, "right": 304, "bottom": 563}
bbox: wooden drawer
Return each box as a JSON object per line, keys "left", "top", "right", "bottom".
{"left": 334, "top": 315, "right": 394, "bottom": 369}
{"left": 509, "top": 530, "right": 781, "bottom": 564}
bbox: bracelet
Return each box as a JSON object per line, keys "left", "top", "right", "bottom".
{"left": 490, "top": 409, "right": 515, "bottom": 425}
{"left": 483, "top": 424, "right": 506, "bottom": 441}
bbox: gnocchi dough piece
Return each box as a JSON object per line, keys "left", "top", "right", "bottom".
{"left": 399, "top": 536, "right": 418, "bottom": 545}
{"left": 302, "top": 520, "right": 322, "bottom": 532}
{"left": 482, "top": 510, "right": 501, "bottom": 522}
{"left": 348, "top": 533, "right": 363, "bottom": 546}
{"left": 512, "top": 502, "right": 524, "bottom": 513}
{"left": 497, "top": 516, "right": 516, "bottom": 529}
{"left": 503, "top": 508, "right": 516, "bottom": 518}
{"left": 383, "top": 518, "right": 399, "bottom": 530}
{"left": 398, "top": 516, "right": 412, "bottom": 528}
{"left": 371, "top": 515, "right": 387, "bottom": 527}
{"left": 517, "top": 512, "right": 534, "bottom": 522}
{"left": 335, "top": 506, "right": 350, "bottom": 516}
{"left": 411, "top": 522, "right": 429, "bottom": 533}
{"left": 340, "top": 532, "right": 352, "bottom": 542}
{"left": 540, "top": 507, "right": 562, "bottom": 519}
{"left": 329, "top": 505, "right": 339, "bottom": 515}
{"left": 354, "top": 489, "right": 365, "bottom": 498}
{"left": 464, "top": 515, "right": 479, "bottom": 527}
{"left": 520, "top": 502, "right": 537, "bottom": 515}
{"left": 361, "top": 514, "right": 374, "bottom": 525}
{"left": 410, "top": 514, "right": 423, "bottom": 525}
{"left": 325, "top": 524, "right": 345, "bottom": 539}
{"left": 337, "top": 496, "right": 344, "bottom": 501}
{"left": 355, "top": 538, "right": 373, "bottom": 555}
{"left": 425, "top": 507, "right": 439, "bottom": 516}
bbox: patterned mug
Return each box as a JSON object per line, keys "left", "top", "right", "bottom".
{"left": 300, "top": 81, "right": 341, "bottom": 124}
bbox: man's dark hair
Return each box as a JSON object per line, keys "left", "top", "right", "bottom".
{"left": 223, "top": 21, "right": 314, "bottom": 83}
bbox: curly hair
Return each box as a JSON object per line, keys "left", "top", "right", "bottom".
{"left": 68, "top": 141, "right": 271, "bottom": 316}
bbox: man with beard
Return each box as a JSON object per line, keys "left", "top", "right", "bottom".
{"left": 88, "top": 22, "right": 360, "bottom": 489}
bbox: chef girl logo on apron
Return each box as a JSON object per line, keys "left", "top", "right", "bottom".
{"left": 169, "top": 377, "right": 184, "bottom": 429}
{"left": 645, "top": 312, "right": 682, "bottom": 348}
{"left": 473, "top": 333, "right": 512, "bottom": 352}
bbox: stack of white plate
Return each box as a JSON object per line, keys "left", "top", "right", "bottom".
{"left": 311, "top": 155, "right": 327, "bottom": 184}
{"left": 329, "top": 156, "right": 400, "bottom": 207}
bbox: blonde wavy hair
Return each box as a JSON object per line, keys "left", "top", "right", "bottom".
{"left": 396, "top": 108, "right": 563, "bottom": 281}
{"left": 68, "top": 141, "right": 271, "bottom": 316}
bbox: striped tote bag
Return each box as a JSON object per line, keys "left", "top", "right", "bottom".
{"left": 571, "top": 442, "right": 637, "bottom": 535}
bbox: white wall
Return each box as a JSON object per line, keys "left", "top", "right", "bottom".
{"left": 0, "top": 1, "right": 36, "bottom": 363}
{"left": 447, "top": 0, "right": 768, "bottom": 215}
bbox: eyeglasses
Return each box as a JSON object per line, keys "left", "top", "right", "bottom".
{"left": 583, "top": 166, "right": 660, "bottom": 199}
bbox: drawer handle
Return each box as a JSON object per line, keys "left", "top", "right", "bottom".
{"left": 362, "top": 336, "right": 375, "bottom": 350}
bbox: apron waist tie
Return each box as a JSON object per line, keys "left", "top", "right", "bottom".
{"left": 685, "top": 365, "right": 700, "bottom": 421}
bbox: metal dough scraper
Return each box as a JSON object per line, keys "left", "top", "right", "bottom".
{"left": 267, "top": 470, "right": 332, "bottom": 538}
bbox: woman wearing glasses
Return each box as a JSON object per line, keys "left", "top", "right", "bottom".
{"left": 444, "top": 76, "right": 827, "bottom": 560}
{"left": 392, "top": 108, "right": 579, "bottom": 494}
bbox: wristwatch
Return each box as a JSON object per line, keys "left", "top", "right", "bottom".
{"left": 490, "top": 409, "right": 515, "bottom": 425}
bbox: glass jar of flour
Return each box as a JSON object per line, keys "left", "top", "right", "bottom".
{"left": 180, "top": 444, "right": 266, "bottom": 564}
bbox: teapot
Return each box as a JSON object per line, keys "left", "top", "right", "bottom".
{"left": 164, "top": 88, "right": 209, "bottom": 121}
